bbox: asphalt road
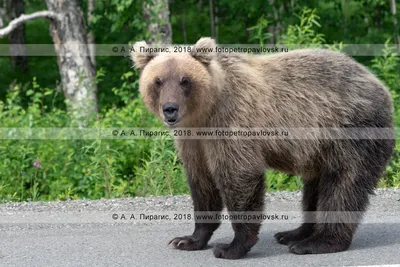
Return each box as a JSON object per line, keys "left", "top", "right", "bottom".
{"left": 0, "top": 189, "right": 400, "bottom": 267}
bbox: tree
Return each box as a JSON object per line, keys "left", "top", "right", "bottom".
{"left": 45, "top": 0, "right": 97, "bottom": 123}
{"left": 87, "top": 0, "right": 96, "bottom": 68}
{"left": 0, "top": 0, "right": 97, "bottom": 124}
{"left": 6, "top": 0, "right": 28, "bottom": 73}
{"left": 143, "top": 0, "right": 172, "bottom": 44}
{"left": 390, "top": 0, "right": 399, "bottom": 47}
{"left": 209, "top": 0, "right": 215, "bottom": 39}
{"left": 0, "top": 3, "right": 4, "bottom": 28}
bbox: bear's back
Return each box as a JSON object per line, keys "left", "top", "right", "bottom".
{"left": 212, "top": 49, "right": 393, "bottom": 129}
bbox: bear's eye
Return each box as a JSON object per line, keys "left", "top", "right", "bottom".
{"left": 155, "top": 77, "right": 163, "bottom": 87}
{"left": 180, "top": 77, "right": 191, "bottom": 87}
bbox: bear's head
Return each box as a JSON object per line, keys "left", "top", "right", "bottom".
{"left": 131, "top": 37, "right": 224, "bottom": 127}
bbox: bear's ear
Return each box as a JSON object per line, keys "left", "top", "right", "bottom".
{"left": 130, "top": 41, "right": 156, "bottom": 70}
{"left": 190, "top": 37, "right": 217, "bottom": 65}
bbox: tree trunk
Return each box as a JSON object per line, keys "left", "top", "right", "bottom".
{"left": 45, "top": 0, "right": 98, "bottom": 123}
{"left": 209, "top": 0, "right": 215, "bottom": 39}
{"left": 180, "top": 6, "right": 187, "bottom": 43}
{"left": 7, "top": 0, "right": 28, "bottom": 72}
{"left": 390, "top": 0, "right": 399, "bottom": 47}
{"left": 215, "top": 2, "right": 218, "bottom": 42}
{"left": 143, "top": 0, "right": 172, "bottom": 45}
{"left": 87, "top": 0, "right": 96, "bottom": 68}
{"left": 0, "top": 5, "right": 5, "bottom": 27}
{"left": 343, "top": 0, "right": 347, "bottom": 41}
{"left": 268, "top": 0, "right": 275, "bottom": 44}
{"left": 275, "top": 3, "right": 283, "bottom": 44}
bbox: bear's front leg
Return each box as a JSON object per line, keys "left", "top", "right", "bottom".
{"left": 213, "top": 169, "right": 265, "bottom": 259}
{"left": 169, "top": 146, "right": 223, "bottom": 251}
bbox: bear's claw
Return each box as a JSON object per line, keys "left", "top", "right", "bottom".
{"left": 168, "top": 235, "right": 207, "bottom": 251}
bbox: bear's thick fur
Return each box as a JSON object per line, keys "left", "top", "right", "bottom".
{"left": 131, "top": 37, "right": 395, "bottom": 259}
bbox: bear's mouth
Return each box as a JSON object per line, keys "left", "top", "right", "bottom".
{"left": 165, "top": 119, "right": 179, "bottom": 126}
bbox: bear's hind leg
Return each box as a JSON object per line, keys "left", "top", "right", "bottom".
{"left": 288, "top": 137, "right": 394, "bottom": 255}
{"left": 288, "top": 166, "right": 370, "bottom": 254}
{"left": 275, "top": 177, "right": 319, "bottom": 245}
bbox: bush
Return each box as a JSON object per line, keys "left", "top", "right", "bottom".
{"left": 0, "top": 76, "right": 186, "bottom": 202}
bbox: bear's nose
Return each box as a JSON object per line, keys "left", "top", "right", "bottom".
{"left": 162, "top": 103, "right": 179, "bottom": 120}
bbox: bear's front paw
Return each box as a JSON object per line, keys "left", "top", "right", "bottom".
{"left": 274, "top": 231, "right": 299, "bottom": 245}
{"left": 213, "top": 243, "right": 249, "bottom": 259}
{"left": 168, "top": 235, "right": 207, "bottom": 251}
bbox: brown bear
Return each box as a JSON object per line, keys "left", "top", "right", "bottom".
{"left": 131, "top": 37, "right": 395, "bottom": 259}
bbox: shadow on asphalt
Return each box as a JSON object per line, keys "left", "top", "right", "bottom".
{"left": 208, "top": 222, "right": 400, "bottom": 259}
{"left": 352, "top": 223, "right": 400, "bottom": 250}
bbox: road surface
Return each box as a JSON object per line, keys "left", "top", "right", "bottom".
{"left": 0, "top": 189, "right": 399, "bottom": 267}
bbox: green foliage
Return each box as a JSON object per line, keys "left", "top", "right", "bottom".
{"left": 0, "top": 76, "right": 184, "bottom": 202}
{"left": 381, "top": 142, "right": 400, "bottom": 188}
{"left": 370, "top": 40, "right": 400, "bottom": 188}
{"left": 265, "top": 171, "right": 303, "bottom": 192}
{"left": 247, "top": 15, "right": 273, "bottom": 45}
{"left": 371, "top": 40, "right": 400, "bottom": 101}
{"left": 371, "top": 40, "right": 400, "bottom": 124}
{"left": 281, "top": 8, "right": 326, "bottom": 45}
{"left": 1, "top": 1, "right": 400, "bottom": 203}
{"left": 134, "top": 135, "right": 187, "bottom": 197}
